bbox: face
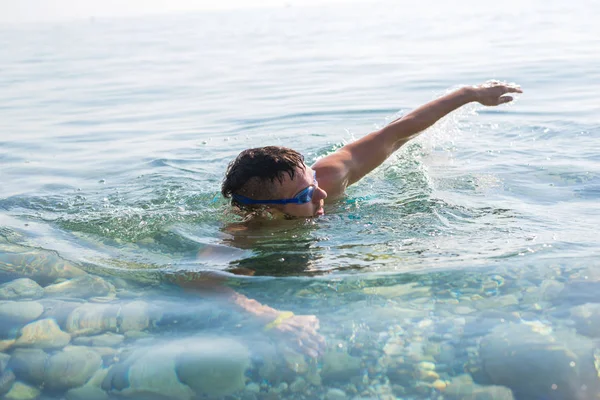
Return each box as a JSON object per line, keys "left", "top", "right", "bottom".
{"left": 273, "top": 166, "right": 328, "bottom": 218}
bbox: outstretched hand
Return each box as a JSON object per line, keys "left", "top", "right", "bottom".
{"left": 266, "top": 312, "right": 326, "bottom": 358}
{"left": 473, "top": 80, "right": 523, "bottom": 106}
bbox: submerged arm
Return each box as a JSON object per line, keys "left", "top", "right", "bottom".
{"left": 313, "top": 83, "right": 522, "bottom": 198}
{"left": 170, "top": 271, "right": 284, "bottom": 319}
{"left": 169, "top": 271, "right": 325, "bottom": 357}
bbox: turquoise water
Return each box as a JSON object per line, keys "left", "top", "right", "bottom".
{"left": 1, "top": 0, "right": 600, "bottom": 398}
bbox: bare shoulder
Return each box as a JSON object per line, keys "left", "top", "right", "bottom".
{"left": 312, "top": 149, "right": 354, "bottom": 200}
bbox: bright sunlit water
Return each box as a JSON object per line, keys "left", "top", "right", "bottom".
{"left": 1, "top": 0, "right": 600, "bottom": 399}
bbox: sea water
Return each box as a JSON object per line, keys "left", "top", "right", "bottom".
{"left": 1, "top": 0, "right": 600, "bottom": 398}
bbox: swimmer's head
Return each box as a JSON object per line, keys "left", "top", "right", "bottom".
{"left": 222, "top": 146, "right": 327, "bottom": 218}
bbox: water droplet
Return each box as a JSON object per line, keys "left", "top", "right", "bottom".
{"left": 551, "top": 384, "right": 558, "bottom": 390}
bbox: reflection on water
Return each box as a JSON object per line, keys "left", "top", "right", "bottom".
{"left": 1, "top": 243, "right": 600, "bottom": 399}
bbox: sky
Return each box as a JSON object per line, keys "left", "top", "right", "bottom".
{"left": 0, "top": 0, "right": 358, "bottom": 24}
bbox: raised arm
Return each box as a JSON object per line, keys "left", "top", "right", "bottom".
{"left": 312, "top": 82, "right": 523, "bottom": 198}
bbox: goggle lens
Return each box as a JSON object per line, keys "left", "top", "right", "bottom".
{"left": 295, "top": 186, "right": 315, "bottom": 204}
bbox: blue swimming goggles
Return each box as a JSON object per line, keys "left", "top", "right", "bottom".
{"left": 232, "top": 172, "right": 317, "bottom": 205}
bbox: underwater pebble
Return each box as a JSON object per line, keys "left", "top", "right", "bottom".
{"left": 3, "top": 380, "right": 40, "bottom": 400}
{"left": 8, "top": 348, "right": 48, "bottom": 385}
{"left": 175, "top": 338, "right": 249, "bottom": 397}
{"left": 478, "top": 324, "right": 598, "bottom": 399}
{"left": 86, "top": 346, "right": 118, "bottom": 364}
{"left": 66, "top": 303, "right": 119, "bottom": 336}
{"left": 0, "top": 352, "right": 10, "bottom": 372}
{"left": 570, "top": 303, "right": 600, "bottom": 338}
{"left": 321, "top": 351, "right": 362, "bottom": 383}
{"left": 90, "top": 296, "right": 117, "bottom": 303}
{"left": 0, "top": 301, "right": 44, "bottom": 325}
{"left": 45, "top": 346, "right": 103, "bottom": 390}
{"left": 0, "top": 340, "right": 15, "bottom": 352}
{"left": 363, "top": 283, "right": 431, "bottom": 299}
{"left": 539, "top": 280, "right": 565, "bottom": 301}
{"left": 1, "top": 250, "right": 86, "bottom": 285}
{"left": 104, "top": 351, "right": 194, "bottom": 400}
{"left": 432, "top": 379, "right": 447, "bottom": 391}
{"left": 278, "top": 382, "right": 288, "bottom": 393}
{"left": 73, "top": 332, "right": 124, "bottom": 347}
{"left": 370, "top": 306, "right": 429, "bottom": 323}
{"left": 281, "top": 346, "right": 309, "bottom": 374}
{"left": 416, "top": 369, "right": 439, "bottom": 382}
{"left": 289, "top": 377, "right": 307, "bottom": 393}
{"left": 383, "top": 337, "right": 404, "bottom": 356}
{"left": 454, "top": 306, "right": 476, "bottom": 315}
{"left": 65, "top": 367, "right": 109, "bottom": 400}
{"left": 268, "top": 382, "right": 288, "bottom": 395}
{"left": 305, "top": 368, "right": 322, "bottom": 386}
{"left": 44, "top": 275, "right": 115, "bottom": 299}
{"left": 118, "top": 301, "right": 153, "bottom": 333}
{"left": 444, "top": 374, "right": 475, "bottom": 397}
{"left": 124, "top": 331, "right": 152, "bottom": 340}
{"left": 325, "top": 388, "right": 347, "bottom": 400}
{"left": 39, "top": 299, "right": 84, "bottom": 329}
{"left": 0, "top": 369, "right": 16, "bottom": 396}
{"left": 445, "top": 374, "right": 514, "bottom": 399}
{"left": 423, "top": 342, "right": 441, "bottom": 359}
{"left": 14, "top": 318, "right": 71, "bottom": 349}
{"left": 0, "top": 279, "right": 43, "bottom": 300}
{"left": 417, "top": 361, "right": 436, "bottom": 371}
{"left": 474, "top": 294, "right": 519, "bottom": 311}
{"left": 245, "top": 382, "right": 260, "bottom": 394}
{"left": 102, "top": 337, "right": 249, "bottom": 399}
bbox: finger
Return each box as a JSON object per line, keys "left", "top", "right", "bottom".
{"left": 499, "top": 96, "right": 513, "bottom": 104}
{"left": 277, "top": 324, "right": 295, "bottom": 334}
{"left": 302, "top": 346, "right": 319, "bottom": 359}
{"left": 293, "top": 338, "right": 311, "bottom": 356}
{"left": 300, "top": 336, "right": 325, "bottom": 358}
{"left": 505, "top": 86, "right": 523, "bottom": 93}
{"left": 300, "top": 337, "right": 321, "bottom": 354}
{"left": 293, "top": 337, "right": 317, "bottom": 358}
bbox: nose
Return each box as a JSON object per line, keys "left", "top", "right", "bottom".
{"left": 313, "top": 187, "right": 327, "bottom": 203}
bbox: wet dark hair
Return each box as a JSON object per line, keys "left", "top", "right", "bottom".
{"left": 222, "top": 146, "right": 305, "bottom": 207}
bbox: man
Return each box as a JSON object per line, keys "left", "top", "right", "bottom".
{"left": 181, "top": 82, "right": 522, "bottom": 358}
{"left": 222, "top": 82, "right": 522, "bottom": 219}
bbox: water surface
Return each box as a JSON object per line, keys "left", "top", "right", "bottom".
{"left": 1, "top": 0, "right": 600, "bottom": 399}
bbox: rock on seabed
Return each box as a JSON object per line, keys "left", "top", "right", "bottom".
{"left": 7, "top": 348, "right": 48, "bottom": 385}
{"left": 44, "top": 275, "right": 115, "bottom": 299}
{"left": 3, "top": 381, "right": 40, "bottom": 400}
{"left": 478, "top": 323, "right": 600, "bottom": 399}
{"left": 570, "top": 303, "right": 600, "bottom": 338}
{"left": 65, "top": 304, "right": 119, "bottom": 336}
{"left": 0, "top": 301, "right": 44, "bottom": 325}
{"left": 14, "top": 318, "right": 71, "bottom": 349}
{"left": 0, "top": 250, "right": 86, "bottom": 285}
{"left": 0, "top": 279, "right": 44, "bottom": 300}
{"left": 102, "top": 337, "right": 250, "bottom": 399}
{"left": 45, "top": 346, "right": 103, "bottom": 391}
